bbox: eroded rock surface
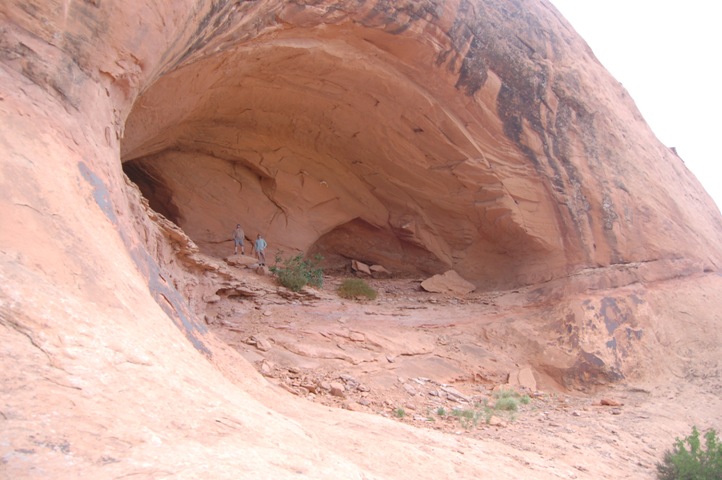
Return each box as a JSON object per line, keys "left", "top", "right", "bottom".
{"left": 2, "top": 0, "right": 722, "bottom": 478}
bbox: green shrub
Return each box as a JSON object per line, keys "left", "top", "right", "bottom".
{"left": 438, "top": 390, "right": 532, "bottom": 429}
{"left": 494, "top": 397, "right": 519, "bottom": 412}
{"left": 269, "top": 254, "right": 323, "bottom": 292}
{"left": 657, "top": 426, "right": 722, "bottom": 480}
{"left": 393, "top": 408, "right": 406, "bottom": 418}
{"left": 484, "top": 406, "right": 495, "bottom": 424}
{"left": 493, "top": 388, "right": 518, "bottom": 400}
{"left": 451, "top": 408, "right": 475, "bottom": 420}
{"left": 492, "top": 388, "right": 520, "bottom": 412}
{"left": 337, "top": 278, "right": 377, "bottom": 300}
{"left": 450, "top": 408, "right": 481, "bottom": 429}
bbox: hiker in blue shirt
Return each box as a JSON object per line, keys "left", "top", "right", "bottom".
{"left": 252, "top": 234, "right": 268, "bottom": 266}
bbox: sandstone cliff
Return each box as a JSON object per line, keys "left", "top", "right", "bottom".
{"left": 1, "top": 0, "right": 721, "bottom": 478}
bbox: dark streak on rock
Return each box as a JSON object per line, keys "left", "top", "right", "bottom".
{"left": 431, "top": 0, "right": 623, "bottom": 262}
{"left": 358, "top": 0, "right": 441, "bottom": 34}
{"left": 174, "top": 0, "right": 237, "bottom": 68}
{"left": 79, "top": 161, "right": 211, "bottom": 356}
{"left": 600, "top": 297, "right": 624, "bottom": 335}
{"left": 0, "top": 39, "right": 82, "bottom": 110}
{"left": 563, "top": 350, "right": 623, "bottom": 390}
{"left": 78, "top": 161, "right": 118, "bottom": 225}
{"left": 455, "top": 34, "right": 488, "bottom": 96}
{"left": 130, "top": 246, "right": 212, "bottom": 357}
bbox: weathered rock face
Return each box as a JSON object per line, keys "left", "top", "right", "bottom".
{"left": 2, "top": 0, "right": 722, "bottom": 478}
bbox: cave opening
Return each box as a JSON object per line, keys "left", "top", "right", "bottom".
{"left": 124, "top": 161, "right": 182, "bottom": 226}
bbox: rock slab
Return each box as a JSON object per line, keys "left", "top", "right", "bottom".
{"left": 421, "top": 270, "right": 476, "bottom": 295}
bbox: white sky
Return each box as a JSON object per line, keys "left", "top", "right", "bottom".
{"left": 550, "top": 0, "right": 722, "bottom": 211}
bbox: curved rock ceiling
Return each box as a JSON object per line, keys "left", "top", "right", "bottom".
{"left": 118, "top": 0, "right": 721, "bottom": 289}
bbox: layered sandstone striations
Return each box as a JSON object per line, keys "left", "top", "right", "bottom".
{"left": 1, "top": 0, "right": 722, "bottom": 478}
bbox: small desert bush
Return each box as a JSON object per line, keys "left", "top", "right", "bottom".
{"left": 657, "top": 426, "right": 722, "bottom": 480}
{"left": 493, "top": 388, "right": 521, "bottom": 411}
{"left": 451, "top": 407, "right": 482, "bottom": 428}
{"left": 393, "top": 408, "right": 406, "bottom": 418}
{"left": 494, "top": 396, "right": 519, "bottom": 412}
{"left": 269, "top": 254, "right": 323, "bottom": 292}
{"left": 451, "top": 408, "right": 475, "bottom": 420}
{"left": 337, "top": 278, "right": 377, "bottom": 300}
{"left": 493, "top": 388, "right": 518, "bottom": 400}
{"left": 436, "top": 390, "right": 533, "bottom": 429}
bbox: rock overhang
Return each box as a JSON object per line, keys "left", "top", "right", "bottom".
{"left": 121, "top": 22, "right": 567, "bottom": 288}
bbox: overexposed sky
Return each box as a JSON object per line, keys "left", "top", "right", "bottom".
{"left": 550, "top": 0, "right": 722, "bottom": 211}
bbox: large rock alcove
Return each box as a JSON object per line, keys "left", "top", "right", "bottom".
{"left": 120, "top": 24, "right": 560, "bottom": 286}
{"left": 118, "top": 1, "right": 722, "bottom": 289}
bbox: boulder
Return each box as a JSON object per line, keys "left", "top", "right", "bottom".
{"left": 351, "top": 259, "right": 372, "bottom": 276}
{"left": 420, "top": 270, "right": 476, "bottom": 295}
{"left": 507, "top": 367, "right": 537, "bottom": 392}
{"left": 227, "top": 254, "right": 260, "bottom": 267}
{"left": 329, "top": 382, "right": 346, "bottom": 398}
{"left": 370, "top": 264, "right": 392, "bottom": 279}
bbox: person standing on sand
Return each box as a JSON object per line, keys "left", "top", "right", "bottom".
{"left": 252, "top": 233, "right": 267, "bottom": 265}
{"left": 233, "top": 224, "right": 245, "bottom": 255}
